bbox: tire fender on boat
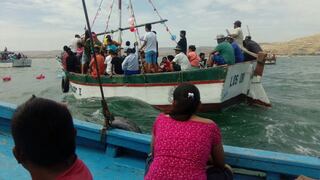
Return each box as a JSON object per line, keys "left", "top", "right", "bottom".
{"left": 61, "top": 76, "right": 69, "bottom": 93}
{"left": 111, "top": 117, "right": 142, "bottom": 133}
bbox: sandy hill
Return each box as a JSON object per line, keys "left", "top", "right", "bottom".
{"left": 261, "top": 33, "right": 320, "bottom": 55}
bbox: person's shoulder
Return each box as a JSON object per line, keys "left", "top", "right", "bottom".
{"left": 191, "top": 115, "right": 216, "bottom": 124}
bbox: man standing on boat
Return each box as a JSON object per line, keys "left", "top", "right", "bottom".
{"left": 177, "top": 30, "right": 187, "bottom": 54}
{"left": 229, "top": 20, "right": 244, "bottom": 48}
{"left": 139, "top": 24, "right": 158, "bottom": 73}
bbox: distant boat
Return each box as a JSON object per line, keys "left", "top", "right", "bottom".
{"left": 265, "top": 53, "right": 276, "bottom": 65}
{"left": 0, "top": 51, "right": 32, "bottom": 68}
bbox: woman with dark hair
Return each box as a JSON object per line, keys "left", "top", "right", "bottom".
{"left": 145, "top": 83, "right": 229, "bottom": 180}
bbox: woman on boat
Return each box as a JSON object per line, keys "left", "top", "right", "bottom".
{"left": 145, "top": 83, "right": 227, "bottom": 180}
{"left": 187, "top": 45, "right": 200, "bottom": 69}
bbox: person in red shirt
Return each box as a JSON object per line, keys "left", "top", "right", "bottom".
{"left": 11, "top": 96, "right": 93, "bottom": 180}
{"left": 89, "top": 47, "right": 106, "bottom": 78}
{"left": 159, "top": 57, "right": 172, "bottom": 72}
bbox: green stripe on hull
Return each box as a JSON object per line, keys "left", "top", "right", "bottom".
{"left": 67, "top": 67, "right": 228, "bottom": 84}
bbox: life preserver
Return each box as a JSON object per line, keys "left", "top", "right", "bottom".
{"left": 61, "top": 76, "right": 69, "bottom": 93}
{"left": 111, "top": 117, "right": 142, "bottom": 133}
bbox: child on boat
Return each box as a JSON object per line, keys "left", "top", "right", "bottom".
{"left": 11, "top": 96, "right": 93, "bottom": 180}
{"left": 145, "top": 83, "right": 232, "bottom": 180}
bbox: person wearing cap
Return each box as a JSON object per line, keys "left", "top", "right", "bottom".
{"left": 177, "top": 30, "right": 187, "bottom": 54}
{"left": 172, "top": 45, "right": 192, "bottom": 71}
{"left": 139, "top": 23, "right": 158, "bottom": 73}
{"left": 207, "top": 34, "right": 235, "bottom": 67}
{"left": 122, "top": 42, "right": 140, "bottom": 75}
{"left": 243, "top": 36, "right": 263, "bottom": 61}
{"left": 229, "top": 20, "right": 244, "bottom": 48}
{"left": 226, "top": 35, "right": 244, "bottom": 63}
{"left": 89, "top": 46, "right": 105, "bottom": 78}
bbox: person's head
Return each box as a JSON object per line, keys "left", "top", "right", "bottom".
{"left": 167, "top": 55, "right": 175, "bottom": 62}
{"left": 169, "top": 83, "right": 201, "bottom": 121}
{"left": 162, "top": 56, "right": 168, "bottom": 62}
{"left": 11, "top": 97, "right": 76, "bottom": 171}
{"left": 226, "top": 35, "right": 234, "bottom": 43}
{"left": 174, "top": 46, "right": 182, "bottom": 54}
{"left": 234, "top": 20, "right": 241, "bottom": 28}
{"left": 188, "top": 45, "right": 196, "bottom": 52}
{"left": 180, "top": 30, "right": 186, "bottom": 38}
{"left": 63, "top": 45, "right": 69, "bottom": 52}
{"left": 76, "top": 41, "right": 83, "bottom": 48}
{"left": 216, "top": 34, "right": 226, "bottom": 44}
{"left": 199, "top": 52, "right": 205, "bottom": 59}
{"left": 245, "top": 36, "right": 252, "bottom": 41}
{"left": 145, "top": 24, "right": 152, "bottom": 32}
{"left": 92, "top": 32, "right": 98, "bottom": 40}
{"left": 84, "top": 30, "right": 90, "bottom": 40}
{"left": 75, "top": 34, "right": 80, "bottom": 38}
{"left": 94, "top": 46, "right": 100, "bottom": 53}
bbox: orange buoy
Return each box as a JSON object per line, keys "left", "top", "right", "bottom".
{"left": 2, "top": 76, "right": 11, "bottom": 82}
{"left": 36, "top": 74, "right": 45, "bottom": 80}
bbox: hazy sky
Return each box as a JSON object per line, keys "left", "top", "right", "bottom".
{"left": 1, "top": 0, "right": 320, "bottom": 51}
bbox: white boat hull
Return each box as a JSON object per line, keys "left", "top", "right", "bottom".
{"left": 67, "top": 61, "right": 270, "bottom": 111}
{"left": 0, "top": 62, "right": 13, "bottom": 68}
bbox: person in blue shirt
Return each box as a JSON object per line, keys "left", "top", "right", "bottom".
{"left": 122, "top": 42, "right": 140, "bottom": 75}
{"left": 226, "top": 35, "right": 244, "bottom": 63}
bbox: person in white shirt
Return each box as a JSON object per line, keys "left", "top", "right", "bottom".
{"left": 70, "top": 34, "right": 81, "bottom": 52}
{"left": 230, "top": 20, "right": 244, "bottom": 48}
{"left": 104, "top": 51, "right": 113, "bottom": 75}
{"left": 172, "top": 46, "right": 192, "bottom": 71}
{"left": 122, "top": 42, "right": 140, "bottom": 75}
{"left": 139, "top": 24, "right": 158, "bottom": 73}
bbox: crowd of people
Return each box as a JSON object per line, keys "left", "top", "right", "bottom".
{"left": 61, "top": 20, "right": 263, "bottom": 78}
{"left": 0, "top": 47, "right": 27, "bottom": 61}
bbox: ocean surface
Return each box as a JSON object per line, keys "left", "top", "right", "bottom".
{"left": 1, "top": 56, "right": 319, "bottom": 157}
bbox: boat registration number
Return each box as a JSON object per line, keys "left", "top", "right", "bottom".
{"left": 230, "top": 73, "right": 245, "bottom": 87}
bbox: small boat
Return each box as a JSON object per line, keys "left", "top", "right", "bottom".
{"left": 0, "top": 51, "right": 32, "bottom": 68}
{"left": 0, "top": 102, "right": 319, "bottom": 179}
{"left": 265, "top": 53, "right": 276, "bottom": 65}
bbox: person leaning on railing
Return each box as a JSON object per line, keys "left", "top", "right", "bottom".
{"left": 145, "top": 83, "right": 232, "bottom": 180}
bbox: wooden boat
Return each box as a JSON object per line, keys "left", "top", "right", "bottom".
{"left": 0, "top": 101, "right": 319, "bottom": 179}
{"left": 62, "top": 54, "right": 271, "bottom": 112}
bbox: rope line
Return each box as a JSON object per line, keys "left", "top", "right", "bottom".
{"left": 91, "top": 0, "right": 104, "bottom": 28}
{"left": 147, "top": 0, "right": 177, "bottom": 44}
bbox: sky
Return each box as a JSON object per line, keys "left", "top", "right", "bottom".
{"left": 1, "top": 0, "right": 320, "bottom": 51}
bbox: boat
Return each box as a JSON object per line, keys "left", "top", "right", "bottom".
{"left": 0, "top": 51, "right": 32, "bottom": 68}
{"left": 0, "top": 101, "right": 319, "bottom": 179}
{"left": 59, "top": 0, "right": 271, "bottom": 112}
{"left": 265, "top": 53, "right": 276, "bottom": 65}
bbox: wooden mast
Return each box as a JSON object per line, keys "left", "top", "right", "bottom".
{"left": 118, "top": 0, "right": 122, "bottom": 44}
